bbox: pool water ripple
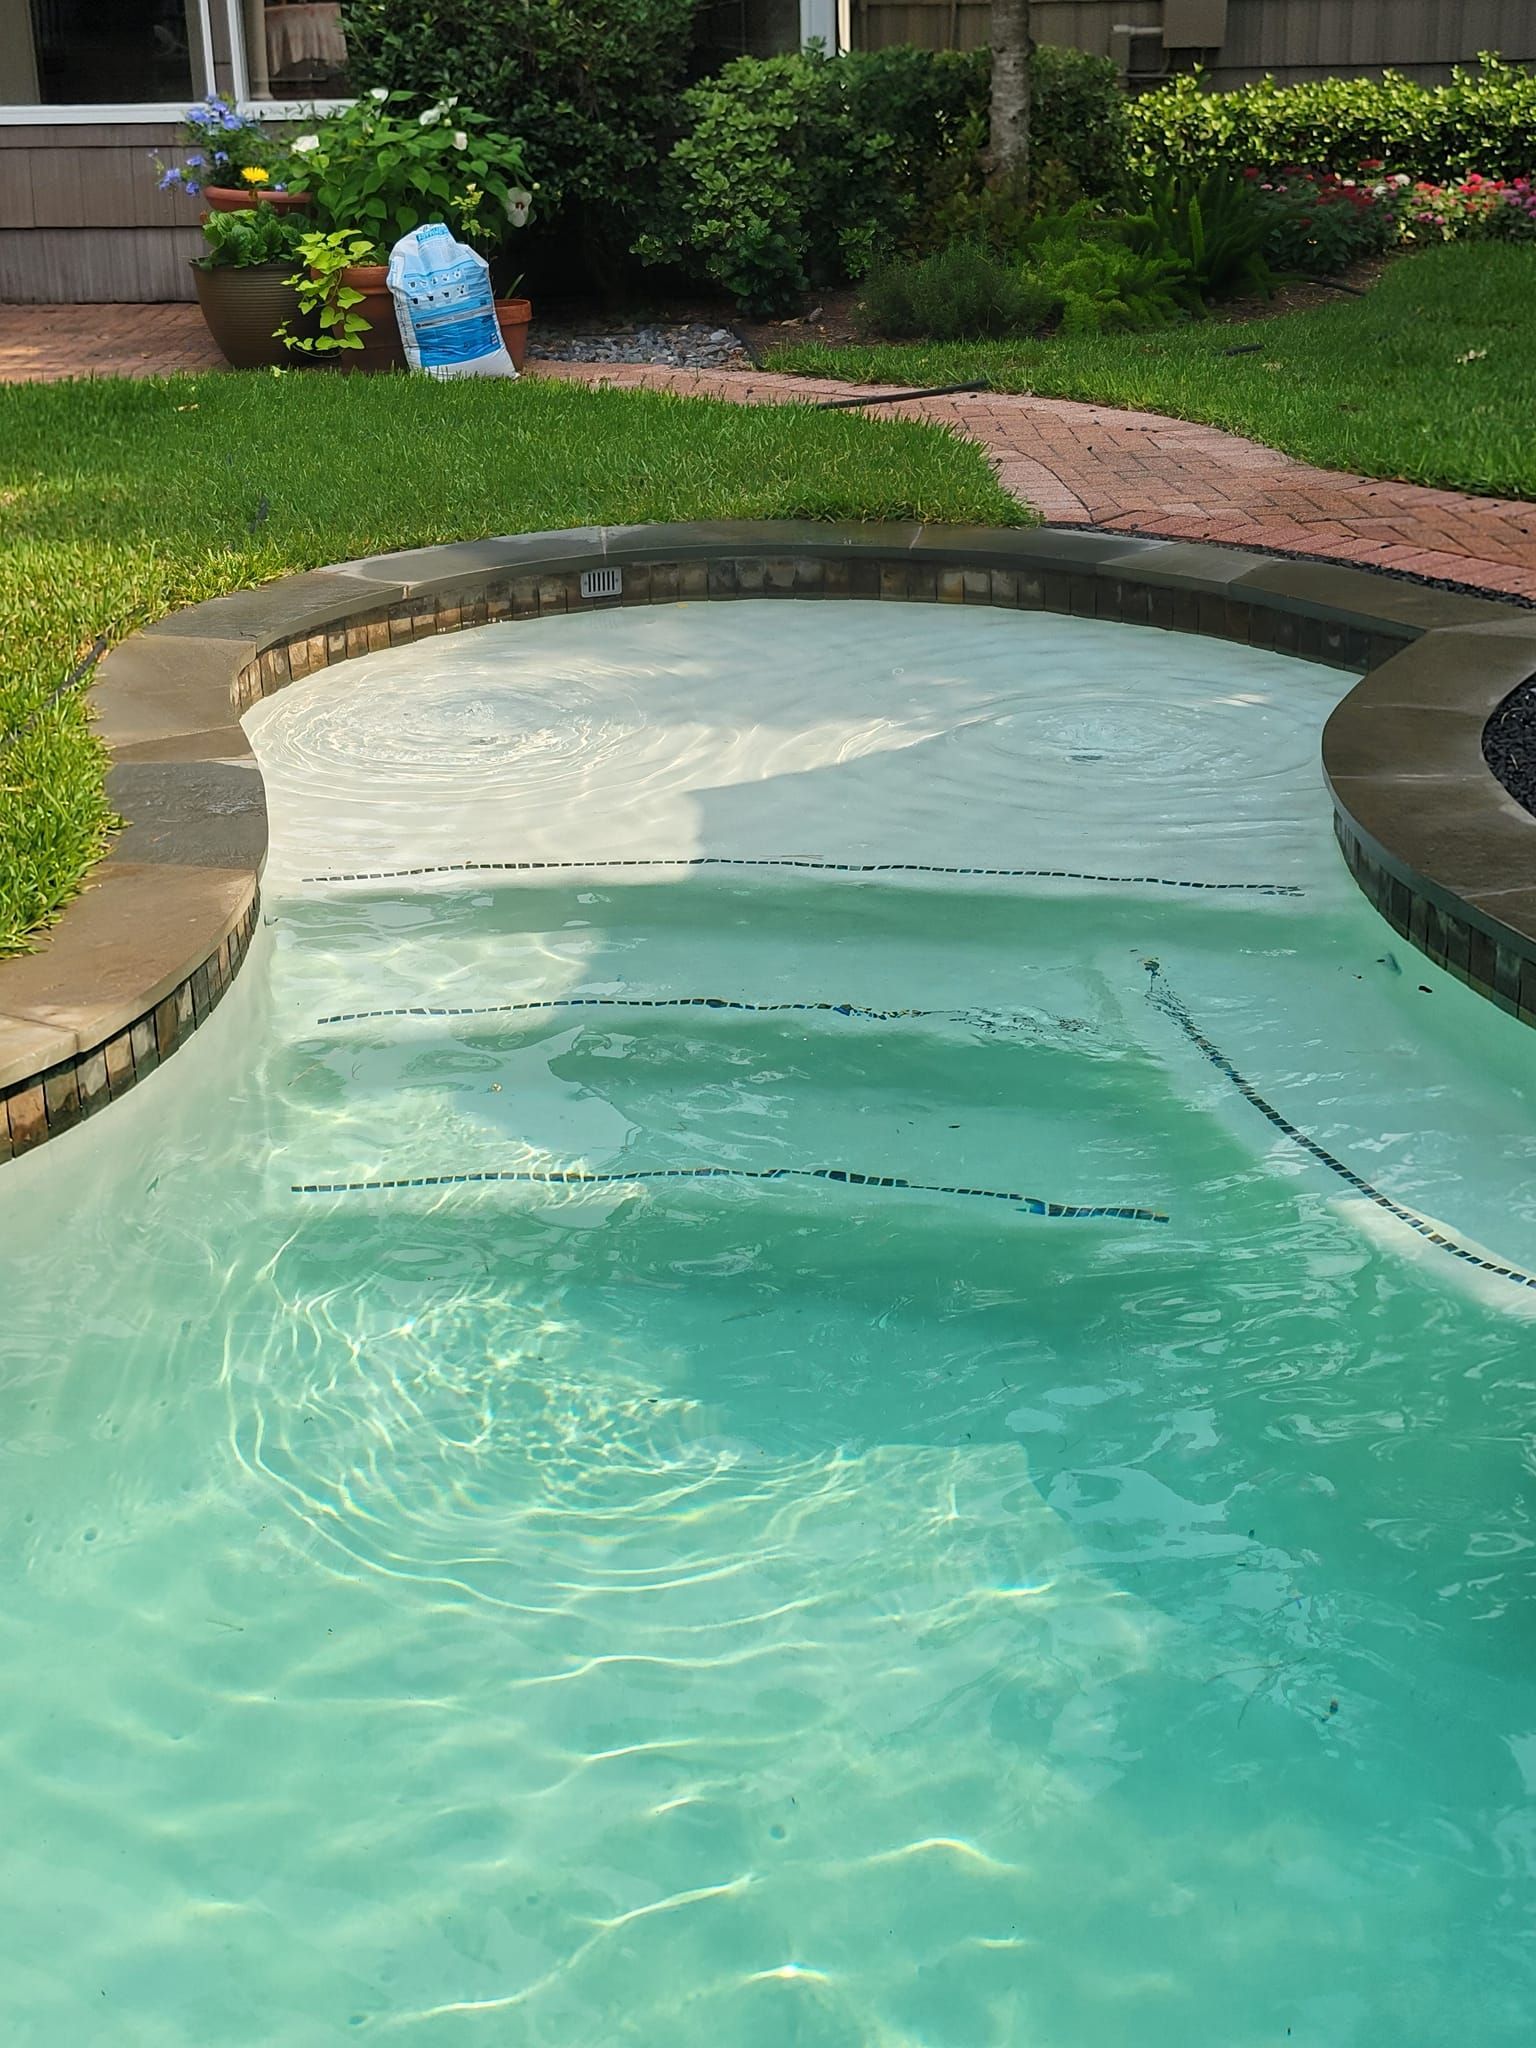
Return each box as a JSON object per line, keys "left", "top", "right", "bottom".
{"left": 5, "top": 602, "right": 1536, "bottom": 2046}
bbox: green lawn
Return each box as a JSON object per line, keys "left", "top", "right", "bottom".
{"left": 770, "top": 242, "right": 1536, "bottom": 503}
{"left": 0, "top": 371, "right": 1027, "bottom": 956}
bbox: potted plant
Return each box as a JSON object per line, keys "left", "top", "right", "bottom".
{"left": 493, "top": 277, "right": 533, "bottom": 370}
{"left": 153, "top": 98, "right": 309, "bottom": 214}
{"left": 288, "top": 91, "right": 532, "bottom": 370}
{"left": 192, "top": 206, "right": 313, "bottom": 368}
{"left": 279, "top": 231, "right": 389, "bottom": 370}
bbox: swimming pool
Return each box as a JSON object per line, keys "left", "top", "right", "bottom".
{"left": 4, "top": 596, "right": 1536, "bottom": 2045}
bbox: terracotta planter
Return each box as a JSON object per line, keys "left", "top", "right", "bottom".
{"left": 494, "top": 297, "right": 532, "bottom": 371}
{"left": 203, "top": 186, "right": 312, "bottom": 215}
{"left": 191, "top": 260, "right": 312, "bottom": 370}
{"left": 335, "top": 262, "right": 406, "bottom": 374}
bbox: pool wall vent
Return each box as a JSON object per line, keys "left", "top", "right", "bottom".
{"left": 580, "top": 568, "right": 623, "bottom": 599}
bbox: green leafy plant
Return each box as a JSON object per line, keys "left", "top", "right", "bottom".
{"left": 279, "top": 232, "right": 378, "bottom": 354}
{"left": 291, "top": 90, "right": 530, "bottom": 256}
{"left": 195, "top": 206, "right": 305, "bottom": 270}
{"left": 860, "top": 243, "right": 1058, "bottom": 340}
{"left": 1125, "top": 170, "right": 1276, "bottom": 308}
{"left": 1031, "top": 238, "right": 1190, "bottom": 335}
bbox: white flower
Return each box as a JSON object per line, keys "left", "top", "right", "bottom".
{"left": 419, "top": 107, "right": 442, "bottom": 127}
{"left": 442, "top": 95, "right": 460, "bottom": 109}
{"left": 293, "top": 133, "right": 319, "bottom": 153}
{"left": 369, "top": 87, "right": 388, "bottom": 101}
{"left": 452, "top": 129, "right": 468, "bottom": 150}
{"left": 506, "top": 187, "right": 532, "bottom": 226}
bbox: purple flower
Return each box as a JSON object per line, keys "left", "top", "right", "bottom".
{"left": 185, "top": 152, "right": 204, "bottom": 168}
{"left": 157, "top": 167, "right": 183, "bottom": 190}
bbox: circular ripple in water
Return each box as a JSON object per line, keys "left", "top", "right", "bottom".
{"left": 245, "top": 605, "right": 1351, "bottom": 887}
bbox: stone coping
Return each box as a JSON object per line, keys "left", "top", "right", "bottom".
{"left": 2, "top": 520, "right": 1533, "bottom": 1165}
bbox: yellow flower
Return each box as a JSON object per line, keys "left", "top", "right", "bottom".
{"left": 240, "top": 166, "right": 270, "bottom": 186}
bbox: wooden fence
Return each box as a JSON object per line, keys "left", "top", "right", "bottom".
{"left": 850, "top": 0, "right": 1536, "bottom": 84}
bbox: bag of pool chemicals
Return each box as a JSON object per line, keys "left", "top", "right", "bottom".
{"left": 386, "top": 223, "right": 516, "bottom": 380}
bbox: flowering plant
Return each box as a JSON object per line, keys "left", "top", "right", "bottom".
{"left": 1406, "top": 173, "right": 1536, "bottom": 243}
{"left": 1244, "top": 164, "right": 1409, "bottom": 275}
{"left": 289, "top": 90, "right": 532, "bottom": 260}
{"left": 151, "top": 97, "right": 296, "bottom": 200}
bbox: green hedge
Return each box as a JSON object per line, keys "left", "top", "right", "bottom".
{"left": 340, "top": 0, "right": 698, "bottom": 273}
{"left": 1129, "top": 55, "right": 1536, "bottom": 183}
{"left": 636, "top": 44, "right": 1129, "bottom": 313}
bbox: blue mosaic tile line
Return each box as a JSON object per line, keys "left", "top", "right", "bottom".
{"left": 292, "top": 1162, "right": 1170, "bottom": 1223}
{"left": 318, "top": 995, "right": 1001, "bottom": 1027}
{"left": 1145, "top": 959, "right": 1536, "bottom": 1294}
{"left": 300, "top": 856, "right": 1303, "bottom": 896}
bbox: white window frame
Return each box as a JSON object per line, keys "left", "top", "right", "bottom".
{"left": 0, "top": 0, "right": 351, "bottom": 122}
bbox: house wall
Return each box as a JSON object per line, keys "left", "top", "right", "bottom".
{"left": 851, "top": 0, "right": 1536, "bottom": 82}
{"left": 1, "top": 124, "right": 205, "bottom": 299}
{"left": 0, "top": 0, "right": 237, "bottom": 302}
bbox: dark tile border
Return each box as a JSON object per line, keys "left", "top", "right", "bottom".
{"left": 2, "top": 522, "right": 1531, "bottom": 1164}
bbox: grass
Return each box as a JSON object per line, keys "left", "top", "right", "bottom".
{"left": 769, "top": 242, "right": 1536, "bottom": 503}
{"left": 0, "top": 370, "right": 1028, "bottom": 956}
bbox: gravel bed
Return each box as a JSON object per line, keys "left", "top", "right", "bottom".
{"left": 526, "top": 321, "right": 752, "bottom": 370}
{"left": 1482, "top": 681, "right": 1536, "bottom": 819}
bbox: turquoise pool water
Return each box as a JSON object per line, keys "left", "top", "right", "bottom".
{"left": 4, "top": 602, "right": 1536, "bottom": 2045}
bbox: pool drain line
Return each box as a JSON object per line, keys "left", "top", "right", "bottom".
{"left": 1144, "top": 958, "right": 1536, "bottom": 1294}
{"left": 292, "top": 1162, "right": 1169, "bottom": 1223}
{"left": 301, "top": 854, "right": 1302, "bottom": 895}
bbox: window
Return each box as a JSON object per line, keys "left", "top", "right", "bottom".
{"left": 239, "top": 0, "right": 348, "bottom": 99}
{"left": 6, "top": 0, "right": 196, "bottom": 103}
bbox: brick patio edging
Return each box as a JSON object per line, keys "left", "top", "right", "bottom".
{"left": 2, "top": 521, "right": 1534, "bottom": 1165}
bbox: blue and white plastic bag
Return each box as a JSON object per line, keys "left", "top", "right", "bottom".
{"left": 386, "top": 223, "right": 516, "bottom": 380}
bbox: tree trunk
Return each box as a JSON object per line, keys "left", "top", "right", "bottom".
{"left": 988, "top": 0, "right": 1033, "bottom": 186}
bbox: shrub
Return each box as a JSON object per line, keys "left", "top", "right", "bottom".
{"left": 340, "top": 0, "right": 696, "bottom": 273}
{"left": 1129, "top": 54, "right": 1536, "bottom": 185}
{"left": 638, "top": 43, "right": 1133, "bottom": 313}
{"left": 860, "top": 243, "right": 1058, "bottom": 339}
{"left": 1019, "top": 211, "right": 1190, "bottom": 333}
{"left": 1030, "top": 41, "right": 1134, "bottom": 202}
{"left": 859, "top": 213, "right": 1189, "bottom": 341}
{"left": 1125, "top": 169, "right": 1276, "bottom": 305}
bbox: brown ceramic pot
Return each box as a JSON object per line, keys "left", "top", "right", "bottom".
{"left": 336, "top": 262, "right": 407, "bottom": 373}
{"left": 191, "top": 260, "right": 310, "bottom": 370}
{"left": 203, "top": 186, "right": 312, "bottom": 214}
{"left": 494, "top": 297, "right": 532, "bottom": 371}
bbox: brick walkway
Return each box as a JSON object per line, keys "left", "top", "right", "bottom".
{"left": 5, "top": 301, "right": 1535, "bottom": 600}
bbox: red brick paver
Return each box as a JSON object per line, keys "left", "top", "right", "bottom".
{"left": 5, "top": 302, "right": 1535, "bottom": 601}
